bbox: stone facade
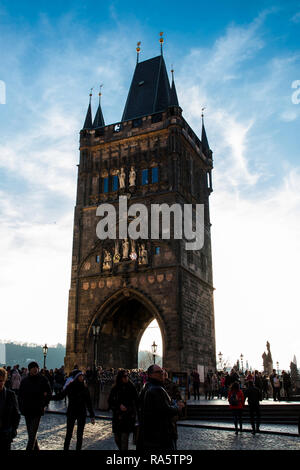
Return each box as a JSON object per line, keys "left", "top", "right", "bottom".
{"left": 65, "top": 67, "right": 216, "bottom": 374}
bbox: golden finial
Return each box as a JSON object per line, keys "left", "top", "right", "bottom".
{"left": 99, "top": 84, "right": 103, "bottom": 103}
{"left": 159, "top": 32, "right": 164, "bottom": 55}
{"left": 89, "top": 87, "right": 93, "bottom": 103}
{"left": 136, "top": 41, "right": 141, "bottom": 63}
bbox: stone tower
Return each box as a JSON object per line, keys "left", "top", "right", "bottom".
{"left": 65, "top": 47, "right": 216, "bottom": 374}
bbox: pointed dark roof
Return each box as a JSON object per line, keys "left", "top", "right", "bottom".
{"left": 122, "top": 55, "right": 171, "bottom": 121}
{"left": 201, "top": 120, "right": 210, "bottom": 156}
{"left": 82, "top": 101, "right": 93, "bottom": 130}
{"left": 93, "top": 101, "right": 105, "bottom": 128}
{"left": 169, "top": 77, "right": 179, "bottom": 107}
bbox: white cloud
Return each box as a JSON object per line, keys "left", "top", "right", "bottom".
{"left": 291, "top": 12, "right": 300, "bottom": 23}
{"left": 0, "top": 10, "right": 299, "bottom": 370}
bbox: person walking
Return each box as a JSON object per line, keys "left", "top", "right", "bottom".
{"left": 269, "top": 369, "right": 277, "bottom": 401}
{"left": 18, "top": 361, "right": 52, "bottom": 451}
{"left": 10, "top": 366, "right": 21, "bottom": 397}
{"left": 53, "top": 368, "right": 65, "bottom": 396}
{"left": 272, "top": 374, "right": 281, "bottom": 401}
{"left": 139, "top": 365, "right": 184, "bottom": 451}
{"left": 228, "top": 382, "right": 245, "bottom": 435}
{"left": 190, "top": 369, "right": 200, "bottom": 401}
{"left": 211, "top": 373, "right": 218, "bottom": 400}
{"left": 244, "top": 381, "right": 261, "bottom": 434}
{"left": 51, "top": 369, "right": 95, "bottom": 451}
{"left": 162, "top": 369, "right": 184, "bottom": 450}
{"left": 0, "top": 368, "right": 21, "bottom": 451}
{"left": 108, "top": 369, "right": 139, "bottom": 451}
{"left": 204, "top": 375, "right": 212, "bottom": 400}
{"left": 262, "top": 375, "right": 269, "bottom": 400}
{"left": 282, "top": 371, "right": 292, "bottom": 401}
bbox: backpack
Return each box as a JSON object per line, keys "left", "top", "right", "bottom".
{"left": 229, "top": 392, "right": 239, "bottom": 406}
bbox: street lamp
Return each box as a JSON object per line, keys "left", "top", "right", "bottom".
{"left": 276, "top": 361, "right": 279, "bottom": 375}
{"left": 240, "top": 354, "right": 244, "bottom": 373}
{"left": 42, "top": 344, "right": 48, "bottom": 369}
{"left": 218, "top": 352, "right": 223, "bottom": 370}
{"left": 151, "top": 341, "right": 157, "bottom": 364}
{"left": 92, "top": 325, "right": 100, "bottom": 371}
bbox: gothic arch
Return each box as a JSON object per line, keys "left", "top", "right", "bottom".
{"left": 84, "top": 287, "right": 166, "bottom": 369}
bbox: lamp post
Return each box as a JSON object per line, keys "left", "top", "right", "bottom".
{"left": 240, "top": 353, "right": 244, "bottom": 374}
{"left": 218, "top": 352, "right": 223, "bottom": 370}
{"left": 92, "top": 325, "right": 100, "bottom": 371}
{"left": 151, "top": 341, "right": 157, "bottom": 364}
{"left": 42, "top": 344, "right": 48, "bottom": 369}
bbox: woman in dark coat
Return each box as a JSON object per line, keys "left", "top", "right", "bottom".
{"left": 51, "top": 370, "right": 95, "bottom": 451}
{"left": 108, "top": 369, "right": 138, "bottom": 450}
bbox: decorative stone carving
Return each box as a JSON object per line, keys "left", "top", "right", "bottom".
{"left": 138, "top": 243, "right": 148, "bottom": 265}
{"left": 118, "top": 167, "right": 126, "bottom": 189}
{"left": 122, "top": 238, "right": 129, "bottom": 259}
{"left": 113, "top": 241, "right": 121, "bottom": 264}
{"left": 129, "top": 166, "right": 136, "bottom": 186}
{"left": 129, "top": 239, "right": 137, "bottom": 260}
{"left": 103, "top": 250, "right": 112, "bottom": 270}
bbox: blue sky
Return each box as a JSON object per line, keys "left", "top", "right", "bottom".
{"left": 0, "top": 0, "right": 300, "bottom": 370}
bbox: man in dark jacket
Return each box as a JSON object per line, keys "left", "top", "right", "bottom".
{"left": 190, "top": 369, "right": 200, "bottom": 400}
{"left": 282, "top": 371, "right": 292, "bottom": 401}
{"left": 18, "top": 361, "right": 52, "bottom": 451}
{"left": 244, "top": 381, "right": 261, "bottom": 434}
{"left": 139, "top": 365, "right": 184, "bottom": 451}
{"left": 0, "top": 368, "right": 20, "bottom": 451}
{"left": 163, "top": 369, "right": 184, "bottom": 450}
{"left": 108, "top": 369, "right": 138, "bottom": 451}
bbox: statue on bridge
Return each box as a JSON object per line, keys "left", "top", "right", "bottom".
{"left": 262, "top": 341, "right": 273, "bottom": 376}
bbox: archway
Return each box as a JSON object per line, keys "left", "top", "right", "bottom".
{"left": 138, "top": 320, "right": 163, "bottom": 369}
{"left": 87, "top": 289, "right": 165, "bottom": 370}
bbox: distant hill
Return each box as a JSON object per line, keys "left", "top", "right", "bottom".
{"left": 1, "top": 343, "right": 162, "bottom": 371}
{"left": 1, "top": 342, "right": 66, "bottom": 370}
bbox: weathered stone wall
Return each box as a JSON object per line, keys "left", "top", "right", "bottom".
{"left": 65, "top": 107, "right": 216, "bottom": 374}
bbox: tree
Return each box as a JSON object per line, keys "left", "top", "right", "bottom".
{"left": 138, "top": 350, "right": 162, "bottom": 370}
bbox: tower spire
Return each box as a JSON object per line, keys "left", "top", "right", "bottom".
{"left": 82, "top": 89, "right": 93, "bottom": 130}
{"left": 136, "top": 41, "right": 141, "bottom": 64}
{"left": 169, "top": 65, "right": 179, "bottom": 107}
{"left": 93, "top": 84, "right": 105, "bottom": 128}
{"left": 201, "top": 107, "right": 210, "bottom": 157}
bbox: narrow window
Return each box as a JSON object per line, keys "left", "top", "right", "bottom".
{"left": 96, "top": 255, "right": 100, "bottom": 263}
{"left": 113, "top": 174, "right": 118, "bottom": 191}
{"left": 152, "top": 167, "right": 159, "bottom": 183}
{"left": 155, "top": 247, "right": 160, "bottom": 255}
{"left": 103, "top": 177, "right": 109, "bottom": 193}
{"left": 142, "top": 169, "right": 149, "bottom": 185}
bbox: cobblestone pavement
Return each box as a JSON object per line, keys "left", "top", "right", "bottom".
{"left": 11, "top": 414, "right": 300, "bottom": 451}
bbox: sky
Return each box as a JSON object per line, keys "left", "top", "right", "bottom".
{"left": 0, "top": 0, "right": 300, "bottom": 370}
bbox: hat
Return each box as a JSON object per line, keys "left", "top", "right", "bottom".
{"left": 28, "top": 361, "right": 39, "bottom": 370}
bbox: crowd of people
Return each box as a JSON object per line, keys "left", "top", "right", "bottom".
{"left": 0, "top": 362, "right": 295, "bottom": 451}
{"left": 189, "top": 368, "right": 293, "bottom": 402}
